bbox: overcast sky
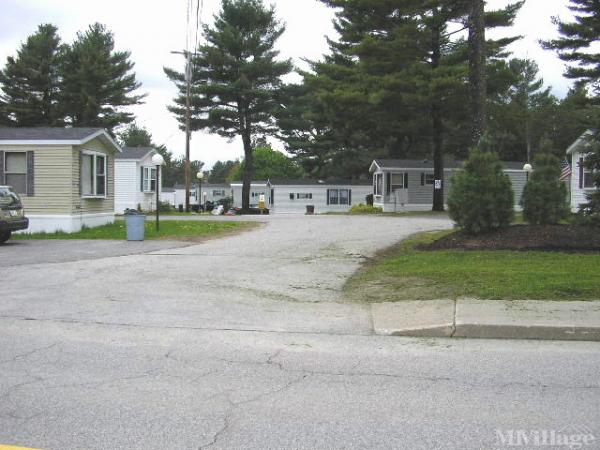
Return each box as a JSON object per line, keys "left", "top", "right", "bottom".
{"left": 0, "top": 0, "right": 573, "bottom": 168}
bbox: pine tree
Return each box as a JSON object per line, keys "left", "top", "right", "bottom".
{"left": 60, "top": 23, "right": 144, "bottom": 133}
{"left": 0, "top": 24, "right": 63, "bottom": 126}
{"left": 542, "top": 0, "right": 600, "bottom": 90}
{"left": 164, "top": 0, "right": 292, "bottom": 211}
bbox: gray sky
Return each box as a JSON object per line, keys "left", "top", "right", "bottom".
{"left": 0, "top": 0, "right": 573, "bottom": 168}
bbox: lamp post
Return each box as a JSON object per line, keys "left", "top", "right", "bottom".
{"left": 523, "top": 163, "right": 533, "bottom": 182}
{"left": 196, "top": 171, "right": 204, "bottom": 213}
{"left": 152, "top": 153, "right": 165, "bottom": 231}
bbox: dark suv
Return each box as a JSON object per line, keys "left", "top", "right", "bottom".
{"left": 0, "top": 186, "right": 29, "bottom": 243}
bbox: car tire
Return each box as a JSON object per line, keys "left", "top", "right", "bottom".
{"left": 0, "top": 231, "right": 11, "bottom": 244}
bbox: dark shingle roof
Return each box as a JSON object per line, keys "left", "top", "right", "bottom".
{"left": 0, "top": 127, "right": 105, "bottom": 140}
{"left": 373, "top": 159, "right": 525, "bottom": 170}
{"left": 231, "top": 179, "right": 372, "bottom": 186}
{"left": 116, "top": 147, "right": 154, "bottom": 160}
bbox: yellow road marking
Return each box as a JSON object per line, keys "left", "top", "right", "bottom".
{"left": 0, "top": 445, "right": 41, "bottom": 450}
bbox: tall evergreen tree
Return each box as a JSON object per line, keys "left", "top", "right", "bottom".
{"left": 0, "top": 24, "right": 63, "bottom": 126}
{"left": 165, "top": 0, "right": 292, "bottom": 211}
{"left": 60, "top": 23, "right": 144, "bottom": 133}
{"left": 281, "top": 0, "right": 521, "bottom": 210}
{"left": 543, "top": 0, "right": 600, "bottom": 91}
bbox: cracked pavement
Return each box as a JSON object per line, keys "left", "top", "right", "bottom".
{"left": 1, "top": 215, "right": 599, "bottom": 449}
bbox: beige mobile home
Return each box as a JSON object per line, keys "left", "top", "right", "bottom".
{"left": 0, "top": 127, "right": 121, "bottom": 233}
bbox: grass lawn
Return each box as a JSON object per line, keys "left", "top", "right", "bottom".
{"left": 13, "top": 219, "right": 256, "bottom": 241}
{"left": 345, "top": 231, "right": 600, "bottom": 301}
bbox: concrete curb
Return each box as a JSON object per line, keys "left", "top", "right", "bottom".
{"left": 371, "top": 299, "right": 600, "bottom": 342}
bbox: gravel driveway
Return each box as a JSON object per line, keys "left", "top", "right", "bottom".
{"left": 1, "top": 214, "right": 452, "bottom": 335}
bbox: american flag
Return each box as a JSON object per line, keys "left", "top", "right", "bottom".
{"left": 559, "top": 158, "right": 572, "bottom": 181}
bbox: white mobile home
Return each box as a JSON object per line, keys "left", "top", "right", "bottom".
{"left": 566, "top": 130, "right": 596, "bottom": 211}
{"left": 369, "top": 159, "right": 528, "bottom": 212}
{"left": 231, "top": 179, "right": 372, "bottom": 213}
{"left": 114, "top": 147, "right": 161, "bottom": 213}
{"left": 196, "top": 183, "right": 232, "bottom": 205}
{"left": 160, "top": 184, "right": 198, "bottom": 208}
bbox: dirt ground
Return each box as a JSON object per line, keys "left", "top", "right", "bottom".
{"left": 420, "top": 224, "right": 600, "bottom": 251}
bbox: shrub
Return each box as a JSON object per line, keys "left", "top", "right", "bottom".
{"left": 349, "top": 204, "right": 383, "bottom": 214}
{"left": 448, "top": 149, "right": 514, "bottom": 234}
{"left": 522, "top": 154, "right": 569, "bottom": 225}
{"left": 158, "top": 201, "right": 175, "bottom": 213}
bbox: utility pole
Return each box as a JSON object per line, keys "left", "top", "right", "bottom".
{"left": 171, "top": 50, "right": 193, "bottom": 213}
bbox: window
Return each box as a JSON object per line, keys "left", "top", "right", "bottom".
{"left": 580, "top": 158, "right": 595, "bottom": 189}
{"left": 297, "top": 193, "right": 312, "bottom": 199}
{"left": 374, "top": 173, "right": 383, "bottom": 195}
{"left": 421, "top": 173, "right": 435, "bottom": 186}
{"left": 583, "top": 171, "right": 594, "bottom": 188}
{"left": 4, "top": 152, "right": 27, "bottom": 194}
{"left": 251, "top": 191, "right": 265, "bottom": 198}
{"left": 391, "top": 173, "right": 408, "bottom": 191}
{"left": 81, "top": 152, "right": 107, "bottom": 197}
{"left": 213, "top": 189, "right": 226, "bottom": 196}
{"left": 328, "top": 189, "right": 352, "bottom": 205}
{"left": 142, "top": 166, "right": 157, "bottom": 192}
{"left": 328, "top": 189, "right": 339, "bottom": 205}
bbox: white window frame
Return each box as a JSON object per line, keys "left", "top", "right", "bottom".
{"left": 391, "top": 173, "right": 407, "bottom": 191}
{"left": 142, "top": 166, "right": 157, "bottom": 193}
{"left": 374, "top": 173, "right": 383, "bottom": 196}
{"left": 583, "top": 169, "right": 595, "bottom": 189}
{"left": 213, "top": 189, "right": 226, "bottom": 196}
{"left": 328, "top": 188, "right": 351, "bottom": 206}
{"left": 81, "top": 150, "right": 107, "bottom": 199}
{"left": 4, "top": 151, "right": 27, "bottom": 195}
{"left": 296, "top": 193, "right": 312, "bottom": 199}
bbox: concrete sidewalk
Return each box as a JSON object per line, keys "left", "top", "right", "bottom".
{"left": 372, "top": 299, "right": 600, "bottom": 341}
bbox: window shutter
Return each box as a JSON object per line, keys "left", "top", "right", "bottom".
{"left": 385, "top": 173, "right": 391, "bottom": 195}
{"left": 579, "top": 158, "right": 584, "bottom": 189}
{"left": 141, "top": 167, "right": 145, "bottom": 192}
{"left": 404, "top": 172, "right": 409, "bottom": 189}
{"left": 421, "top": 173, "right": 424, "bottom": 186}
{"left": 105, "top": 155, "right": 109, "bottom": 196}
{"left": 79, "top": 151, "right": 82, "bottom": 196}
{"left": 326, "top": 189, "right": 330, "bottom": 205}
{"left": 0, "top": 151, "right": 4, "bottom": 185}
{"left": 26, "top": 151, "right": 35, "bottom": 196}
{"left": 348, "top": 189, "right": 352, "bottom": 205}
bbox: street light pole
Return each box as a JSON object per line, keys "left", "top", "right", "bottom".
{"left": 152, "top": 154, "right": 165, "bottom": 232}
{"left": 196, "top": 171, "right": 204, "bottom": 213}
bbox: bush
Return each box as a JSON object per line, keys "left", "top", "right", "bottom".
{"left": 349, "top": 204, "right": 383, "bottom": 214}
{"left": 522, "top": 154, "right": 569, "bottom": 225}
{"left": 158, "top": 201, "right": 175, "bottom": 213}
{"left": 448, "top": 149, "right": 514, "bottom": 234}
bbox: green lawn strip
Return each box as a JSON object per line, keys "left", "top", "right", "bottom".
{"left": 346, "top": 230, "right": 600, "bottom": 301}
{"left": 14, "top": 220, "right": 255, "bottom": 240}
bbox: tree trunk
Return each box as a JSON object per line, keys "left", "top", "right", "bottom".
{"left": 468, "top": 0, "right": 487, "bottom": 148}
{"left": 241, "top": 127, "right": 253, "bottom": 212}
{"left": 431, "top": 21, "right": 445, "bottom": 212}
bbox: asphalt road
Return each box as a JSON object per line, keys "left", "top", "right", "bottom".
{"left": 1, "top": 215, "right": 599, "bottom": 450}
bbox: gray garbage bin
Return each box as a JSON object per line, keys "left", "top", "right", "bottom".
{"left": 124, "top": 209, "right": 146, "bottom": 241}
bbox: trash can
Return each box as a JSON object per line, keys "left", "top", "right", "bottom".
{"left": 124, "top": 209, "right": 146, "bottom": 241}
{"left": 306, "top": 205, "right": 315, "bottom": 215}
